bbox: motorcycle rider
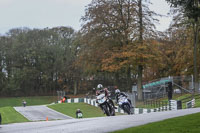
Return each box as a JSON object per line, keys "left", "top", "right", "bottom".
{"left": 96, "top": 84, "right": 117, "bottom": 112}
{"left": 115, "top": 89, "right": 133, "bottom": 108}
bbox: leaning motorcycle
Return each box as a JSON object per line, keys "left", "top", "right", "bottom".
{"left": 118, "top": 96, "right": 131, "bottom": 115}
{"left": 96, "top": 93, "right": 115, "bottom": 116}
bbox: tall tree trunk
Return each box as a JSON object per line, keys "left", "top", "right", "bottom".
{"left": 74, "top": 79, "right": 78, "bottom": 95}
{"left": 137, "top": 0, "right": 143, "bottom": 101}
{"left": 127, "top": 67, "right": 132, "bottom": 91}
{"left": 193, "top": 22, "right": 199, "bottom": 92}
{"left": 115, "top": 72, "right": 120, "bottom": 88}
{"left": 137, "top": 65, "right": 143, "bottom": 100}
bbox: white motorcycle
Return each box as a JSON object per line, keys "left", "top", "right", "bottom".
{"left": 96, "top": 93, "right": 115, "bottom": 116}
{"left": 118, "top": 95, "right": 132, "bottom": 115}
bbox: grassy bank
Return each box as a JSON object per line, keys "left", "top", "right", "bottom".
{"left": 0, "top": 96, "right": 57, "bottom": 107}
{"left": 113, "top": 112, "right": 200, "bottom": 133}
{"left": 0, "top": 96, "right": 57, "bottom": 124}
{"left": 48, "top": 103, "right": 123, "bottom": 118}
{"left": 138, "top": 93, "right": 200, "bottom": 109}
{"left": 48, "top": 103, "right": 106, "bottom": 118}
{"left": 0, "top": 107, "right": 29, "bottom": 124}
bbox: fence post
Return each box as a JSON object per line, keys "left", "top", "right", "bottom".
{"left": 0, "top": 113, "right": 1, "bottom": 125}
{"left": 158, "top": 101, "right": 161, "bottom": 111}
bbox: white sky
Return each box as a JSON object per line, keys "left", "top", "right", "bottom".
{"left": 0, "top": 0, "right": 171, "bottom": 35}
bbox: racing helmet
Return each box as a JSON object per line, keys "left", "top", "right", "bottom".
{"left": 97, "top": 84, "right": 103, "bottom": 89}
{"left": 115, "top": 89, "right": 120, "bottom": 94}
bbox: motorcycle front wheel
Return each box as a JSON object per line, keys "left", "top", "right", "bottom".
{"left": 102, "top": 103, "right": 111, "bottom": 116}
{"left": 123, "top": 103, "right": 131, "bottom": 115}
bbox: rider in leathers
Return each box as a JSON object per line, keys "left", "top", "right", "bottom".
{"left": 115, "top": 89, "right": 133, "bottom": 108}
{"left": 96, "top": 84, "right": 117, "bottom": 113}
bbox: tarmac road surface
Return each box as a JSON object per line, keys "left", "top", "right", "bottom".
{"left": 1, "top": 108, "right": 200, "bottom": 133}
{"left": 14, "top": 105, "right": 73, "bottom": 121}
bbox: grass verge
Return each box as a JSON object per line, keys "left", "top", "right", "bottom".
{"left": 0, "top": 96, "right": 57, "bottom": 107}
{"left": 0, "top": 107, "right": 29, "bottom": 124}
{"left": 48, "top": 103, "right": 105, "bottom": 118}
{"left": 137, "top": 93, "right": 200, "bottom": 109}
{"left": 48, "top": 103, "right": 122, "bottom": 118}
{"left": 112, "top": 112, "right": 200, "bottom": 133}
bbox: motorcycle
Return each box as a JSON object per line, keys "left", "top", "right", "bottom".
{"left": 77, "top": 112, "right": 83, "bottom": 118}
{"left": 117, "top": 95, "right": 132, "bottom": 115}
{"left": 96, "top": 93, "right": 115, "bottom": 116}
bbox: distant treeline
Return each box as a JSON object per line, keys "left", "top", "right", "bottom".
{"left": 0, "top": 0, "right": 199, "bottom": 97}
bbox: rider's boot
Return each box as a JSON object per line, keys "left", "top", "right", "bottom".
{"left": 109, "top": 99, "right": 117, "bottom": 109}
{"left": 130, "top": 104, "right": 134, "bottom": 108}
{"left": 128, "top": 99, "right": 134, "bottom": 108}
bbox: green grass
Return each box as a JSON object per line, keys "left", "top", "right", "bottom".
{"left": 48, "top": 103, "right": 105, "bottom": 118}
{"left": 0, "top": 106, "right": 29, "bottom": 124}
{"left": 175, "top": 94, "right": 192, "bottom": 100}
{"left": 181, "top": 98, "right": 200, "bottom": 109}
{"left": 195, "top": 99, "right": 200, "bottom": 107}
{"left": 174, "top": 94, "right": 200, "bottom": 109}
{"left": 48, "top": 103, "right": 122, "bottom": 118}
{"left": 112, "top": 112, "right": 200, "bottom": 133}
{"left": 0, "top": 96, "right": 57, "bottom": 107}
{"left": 138, "top": 93, "right": 200, "bottom": 109}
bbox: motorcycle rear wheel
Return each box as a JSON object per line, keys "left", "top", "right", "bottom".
{"left": 109, "top": 103, "right": 115, "bottom": 116}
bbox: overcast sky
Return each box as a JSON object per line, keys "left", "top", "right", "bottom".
{"left": 0, "top": 0, "right": 171, "bottom": 35}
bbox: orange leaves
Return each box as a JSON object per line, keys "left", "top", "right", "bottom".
{"left": 101, "top": 41, "right": 160, "bottom": 72}
{"left": 102, "top": 48, "right": 129, "bottom": 72}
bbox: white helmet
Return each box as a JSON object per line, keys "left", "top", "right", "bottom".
{"left": 115, "top": 89, "right": 120, "bottom": 94}
{"left": 97, "top": 84, "right": 103, "bottom": 89}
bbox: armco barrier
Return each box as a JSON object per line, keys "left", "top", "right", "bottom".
{"left": 186, "top": 99, "right": 195, "bottom": 108}
{"left": 58, "top": 98, "right": 170, "bottom": 114}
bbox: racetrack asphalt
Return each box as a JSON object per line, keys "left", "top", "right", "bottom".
{"left": 0, "top": 107, "right": 200, "bottom": 133}
{"left": 14, "top": 105, "right": 73, "bottom": 121}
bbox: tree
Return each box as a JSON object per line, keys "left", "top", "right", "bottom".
{"left": 80, "top": 0, "right": 159, "bottom": 98}
{"left": 0, "top": 36, "right": 8, "bottom": 94}
{"left": 165, "top": 0, "right": 200, "bottom": 91}
{"left": 0, "top": 27, "right": 77, "bottom": 96}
